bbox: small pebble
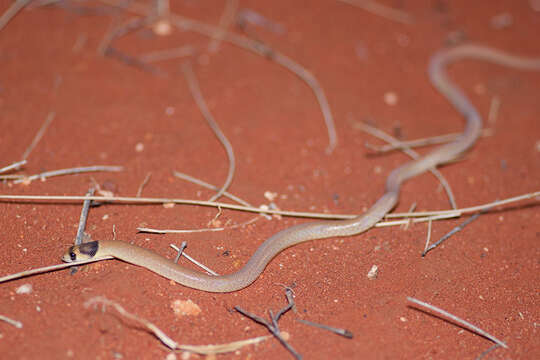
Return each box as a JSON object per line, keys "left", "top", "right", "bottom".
{"left": 171, "top": 299, "right": 202, "bottom": 317}
{"left": 383, "top": 92, "right": 398, "bottom": 106}
{"left": 15, "top": 284, "right": 32, "bottom": 294}
{"left": 367, "top": 265, "right": 379, "bottom": 280}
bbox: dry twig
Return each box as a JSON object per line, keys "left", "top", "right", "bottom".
{"left": 181, "top": 61, "right": 236, "bottom": 202}
{"left": 407, "top": 297, "right": 508, "bottom": 349}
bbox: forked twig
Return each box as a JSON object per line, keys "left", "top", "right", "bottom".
{"left": 235, "top": 288, "right": 301, "bottom": 359}
{"left": 422, "top": 211, "right": 485, "bottom": 256}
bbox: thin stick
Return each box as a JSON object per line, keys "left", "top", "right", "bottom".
{"left": 235, "top": 307, "right": 301, "bottom": 360}
{"left": 336, "top": 0, "right": 413, "bottom": 25}
{"left": 0, "top": 257, "right": 113, "bottom": 284}
{"left": 0, "top": 160, "right": 26, "bottom": 175}
{"left": 207, "top": 0, "right": 239, "bottom": 53}
{"left": 296, "top": 319, "right": 353, "bottom": 339}
{"left": 21, "top": 111, "right": 55, "bottom": 160}
{"left": 172, "top": 241, "right": 187, "bottom": 264}
{"left": 71, "top": 187, "right": 96, "bottom": 274}
{"left": 475, "top": 344, "right": 501, "bottom": 360}
{"left": 13, "top": 165, "right": 123, "bottom": 184}
{"left": 181, "top": 61, "right": 235, "bottom": 202}
{"left": 355, "top": 121, "right": 458, "bottom": 209}
{"left": 422, "top": 211, "right": 484, "bottom": 256}
{"left": 175, "top": 334, "right": 271, "bottom": 355}
{"left": 85, "top": 296, "right": 271, "bottom": 354}
{"left": 0, "top": 174, "right": 25, "bottom": 180}
{"left": 99, "top": 0, "right": 337, "bottom": 153}
{"left": 407, "top": 297, "right": 508, "bottom": 349}
{"left": 387, "top": 191, "right": 539, "bottom": 218}
{"left": 169, "top": 244, "right": 219, "bottom": 276}
{"left": 75, "top": 188, "right": 95, "bottom": 245}
{"left": 136, "top": 172, "right": 152, "bottom": 197}
{"left": 0, "top": 315, "right": 23, "bottom": 329}
{"left": 105, "top": 46, "right": 165, "bottom": 76}
{"left": 421, "top": 218, "right": 433, "bottom": 255}
{"left": 400, "top": 202, "right": 416, "bottom": 230}
{"left": 85, "top": 296, "right": 179, "bottom": 349}
{"left": 173, "top": 170, "right": 251, "bottom": 207}
{"left": 366, "top": 128, "right": 493, "bottom": 154}
{"left": 0, "top": 0, "right": 31, "bottom": 32}
{"left": 0, "top": 190, "right": 537, "bottom": 220}
{"left": 137, "top": 215, "right": 260, "bottom": 234}
{"left": 138, "top": 46, "right": 195, "bottom": 63}
{"left": 234, "top": 287, "right": 300, "bottom": 358}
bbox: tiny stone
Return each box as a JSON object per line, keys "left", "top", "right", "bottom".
{"left": 367, "top": 265, "right": 379, "bottom": 280}
{"left": 15, "top": 284, "right": 32, "bottom": 294}
{"left": 135, "top": 142, "right": 144, "bottom": 152}
{"left": 153, "top": 20, "right": 172, "bottom": 36}
{"left": 384, "top": 92, "right": 398, "bottom": 106}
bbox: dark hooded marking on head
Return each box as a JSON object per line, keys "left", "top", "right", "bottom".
{"left": 79, "top": 241, "right": 99, "bottom": 257}
{"left": 68, "top": 241, "right": 99, "bottom": 260}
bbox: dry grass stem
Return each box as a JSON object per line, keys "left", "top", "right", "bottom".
{"left": 136, "top": 172, "right": 152, "bottom": 197}
{"left": 422, "top": 211, "right": 485, "bottom": 256}
{"left": 366, "top": 128, "right": 493, "bottom": 153}
{"left": 169, "top": 244, "right": 219, "bottom": 276}
{"left": 21, "top": 111, "right": 55, "bottom": 160}
{"left": 138, "top": 216, "right": 260, "bottom": 234}
{"left": 181, "top": 61, "right": 236, "bottom": 202}
{"left": 207, "top": 0, "right": 239, "bottom": 53}
{"left": 0, "top": 0, "right": 32, "bottom": 31}
{"left": 0, "top": 314, "right": 23, "bottom": 328}
{"left": 0, "top": 257, "right": 113, "bottom": 284}
{"left": 84, "top": 296, "right": 270, "bottom": 354}
{"left": 0, "top": 190, "right": 537, "bottom": 221}
{"left": 13, "top": 165, "right": 123, "bottom": 184}
{"left": 85, "top": 296, "right": 178, "bottom": 349}
{"left": 407, "top": 297, "right": 508, "bottom": 349}
{"left": 336, "top": 0, "right": 413, "bottom": 24}
{"left": 0, "top": 160, "right": 27, "bottom": 174}
{"left": 354, "top": 121, "right": 458, "bottom": 209}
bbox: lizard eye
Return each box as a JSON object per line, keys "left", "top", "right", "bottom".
{"left": 70, "top": 251, "right": 77, "bottom": 261}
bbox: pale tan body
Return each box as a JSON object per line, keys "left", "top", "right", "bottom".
{"left": 63, "top": 45, "right": 540, "bottom": 292}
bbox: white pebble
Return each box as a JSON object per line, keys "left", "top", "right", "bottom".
{"left": 15, "top": 284, "right": 32, "bottom": 294}
{"left": 367, "top": 265, "right": 379, "bottom": 280}
{"left": 384, "top": 92, "right": 398, "bottom": 106}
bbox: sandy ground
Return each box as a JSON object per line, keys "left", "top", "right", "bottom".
{"left": 1, "top": 1, "right": 539, "bottom": 359}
